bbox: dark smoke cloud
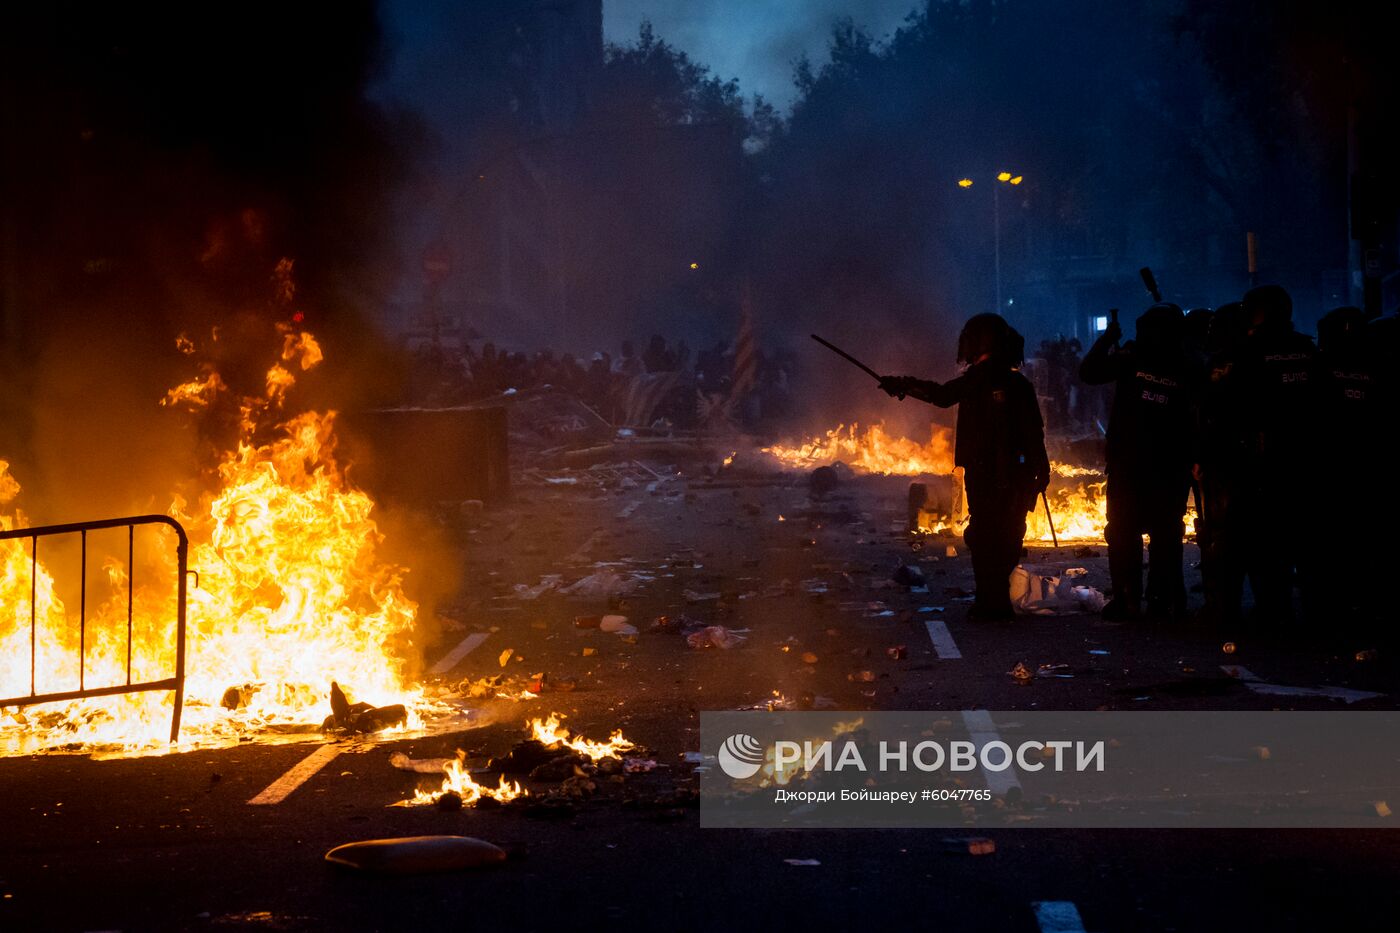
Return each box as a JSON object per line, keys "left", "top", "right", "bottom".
{"left": 0, "top": 2, "right": 417, "bottom": 523}
{"left": 603, "top": 0, "right": 917, "bottom": 109}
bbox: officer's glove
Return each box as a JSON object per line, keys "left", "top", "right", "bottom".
{"left": 879, "top": 375, "right": 911, "bottom": 400}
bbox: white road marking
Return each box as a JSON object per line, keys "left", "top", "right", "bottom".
{"left": 1244, "top": 682, "right": 1382, "bottom": 703}
{"left": 1032, "top": 900, "right": 1087, "bottom": 932}
{"left": 924, "top": 619, "right": 962, "bottom": 659}
{"left": 616, "top": 499, "right": 642, "bottom": 519}
{"left": 429, "top": 632, "right": 490, "bottom": 675}
{"left": 961, "top": 709, "right": 1022, "bottom": 795}
{"left": 1221, "top": 665, "right": 1383, "bottom": 704}
{"left": 248, "top": 745, "right": 343, "bottom": 805}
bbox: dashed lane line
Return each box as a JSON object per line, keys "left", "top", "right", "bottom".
{"left": 1222, "top": 665, "right": 1383, "bottom": 704}
{"left": 248, "top": 745, "right": 343, "bottom": 805}
{"left": 960, "top": 709, "right": 1022, "bottom": 796}
{"left": 429, "top": 631, "right": 490, "bottom": 676}
{"left": 924, "top": 619, "right": 962, "bottom": 659}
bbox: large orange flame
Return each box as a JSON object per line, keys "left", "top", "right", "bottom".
{"left": 761, "top": 423, "right": 954, "bottom": 476}
{"left": 1, "top": 316, "right": 423, "bottom": 754}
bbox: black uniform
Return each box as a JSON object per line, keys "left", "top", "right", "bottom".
{"left": 1080, "top": 306, "right": 1196, "bottom": 617}
{"left": 1311, "top": 308, "right": 1385, "bottom": 622}
{"left": 1196, "top": 302, "right": 1249, "bottom": 624}
{"left": 888, "top": 361, "right": 1048, "bottom": 618}
{"left": 1229, "top": 297, "right": 1318, "bottom": 623}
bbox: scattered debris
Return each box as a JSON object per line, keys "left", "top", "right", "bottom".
{"left": 220, "top": 683, "right": 259, "bottom": 710}
{"left": 892, "top": 562, "right": 926, "bottom": 588}
{"left": 1010, "top": 566, "right": 1106, "bottom": 615}
{"left": 560, "top": 571, "right": 641, "bottom": 598}
{"left": 454, "top": 673, "right": 540, "bottom": 700}
{"left": 514, "top": 575, "right": 563, "bottom": 600}
{"left": 322, "top": 682, "right": 408, "bottom": 734}
{"left": 808, "top": 465, "right": 841, "bottom": 498}
{"left": 389, "top": 752, "right": 455, "bottom": 774}
{"left": 599, "top": 615, "right": 637, "bottom": 635}
{"left": 686, "top": 625, "right": 747, "bottom": 649}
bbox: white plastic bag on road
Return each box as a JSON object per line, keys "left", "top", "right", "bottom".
{"left": 559, "top": 571, "right": 639, "bottom": 598}
{"left": 1009, "top": 565, "right": 1106, "bottom": 615}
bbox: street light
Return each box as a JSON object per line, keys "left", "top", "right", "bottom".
{"left": 957, "top": 171, "right": 1026, "bottom": 312}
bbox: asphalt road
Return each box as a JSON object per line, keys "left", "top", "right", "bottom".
{"left": 3, "top": 467, "right": 1398, "bottom": 931}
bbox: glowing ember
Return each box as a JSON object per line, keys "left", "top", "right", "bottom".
{"left": 404, "top": 750, "right": 526, "bottom": 807}
{"left": 1, "top": 299, "right": 426, "bottom": 754}
{"left": 762, "top": 423, "right": 954, "bottom": 476}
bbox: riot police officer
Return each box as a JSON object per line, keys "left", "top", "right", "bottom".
{"left": 880, "top": 314, "right": 1049, "bottom": 621}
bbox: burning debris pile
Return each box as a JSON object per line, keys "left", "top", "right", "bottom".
{"left": 0, "top": 289, "right": 438, "bottom": 755}
{"left": 398, "top": 713, "right": 642, "bottom": 810}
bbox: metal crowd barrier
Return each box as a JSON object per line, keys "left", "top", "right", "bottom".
{"left": 0, "top": 515, "right": 189, "bottom": 742}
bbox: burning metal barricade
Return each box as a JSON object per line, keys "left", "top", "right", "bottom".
{"left": 0, "top": 515, "right": 189, "bottom": 742}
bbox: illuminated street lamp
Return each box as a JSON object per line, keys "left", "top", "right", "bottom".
{"left": 957, "top": 171, "right": 1026, "bottom": 311}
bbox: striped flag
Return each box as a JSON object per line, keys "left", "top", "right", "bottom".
{"left": 619, "top": 370, "right": 684, "bottom": 427}
{"left": 727, "top": 286, "right": 758, "bottom": 413}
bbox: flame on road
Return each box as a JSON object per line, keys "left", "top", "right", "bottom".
{"left": 401, "top": 713, "right": 635, "bottom": 807}
{"left": 405, "top": 750, "right": 527, "bottom": 807}
{"left": 765, "top": 424, "right": 1195, "bottom": 542}
{"left": 529, "top": 712, "right": 635, "bottom": 761}
{"left": 762, "top": 423, "right": 954, "bottom": 476}
{"left": 1, "top": 281, "right": 425, "bottom": 755}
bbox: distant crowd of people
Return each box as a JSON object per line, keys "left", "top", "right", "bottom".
{"left": 405, "top": 333, "right": 798, "bottom": 429}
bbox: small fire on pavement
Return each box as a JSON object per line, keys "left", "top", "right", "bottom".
{"left": 400, "top": 713, "right": 636, "bottom": 808}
